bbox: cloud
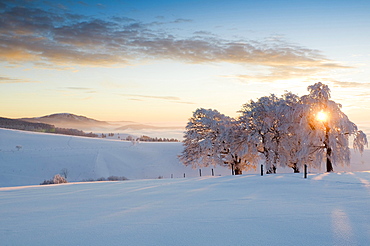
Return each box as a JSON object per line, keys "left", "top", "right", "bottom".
{"left": 58, "top": 87, "right": 96, "bottom": 94}
{"left": 64, "top": 86, "right": 96, "bottom": 91}
{"left": 96, "top": 3, "right": 105, "bottom": 9}
{"left": 121, "top": 94, "right": 195, "bottom": 104}
{"left": 121, "top": 94, "right": 181, "bottom": 101}
{"left": 172, "top": 18, "right": 192, "bottom": 23}
{"left": 171, "top": 101, "right": 197, "bottom": 105}
{"left": 193, "top": 31, "right": 215, "bottom": 36}
{"left": 331, "top": 81, "right": 370, "bottom": 88}
{"left": 0, "top": 1, "right": 349, "bottom": 81}
{"left": 77, "top": 1, "right": 89, "bottom": 7}
{"left": 0, "top": 76, "right": 37, "bottom": 84}
{"left": 225, "top": 63, "right": 350, "bottom": 83}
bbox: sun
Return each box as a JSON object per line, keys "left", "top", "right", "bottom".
{"left": 316, "top": 110, "right": 328, "bottom": 122}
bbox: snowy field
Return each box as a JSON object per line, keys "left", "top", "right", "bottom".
{"left": 1, "top": 128, "right": 369, "bottom": 187}
{"left": 0, "top": 128, "right": 230, "bottom": 187}
{"left": 1, "top": 128, "right": 370, "bottom": 245}
{"left": 1, "top": 173, "right": 370, "bottom": 245}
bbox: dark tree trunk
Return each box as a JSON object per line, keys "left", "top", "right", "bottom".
{"left": 232, "top": 155, "right": 242, "bottom": 175}
{"left": 291, "top": 163, "right": 300, "bottom": 173}
{"left": 234, "top": 167, "right": 242, "bottom": 175}
{"left": 326, "top": 147, "right": 333, "bottom": 172}
{"left": 325, "top": 124, "right": 333, "bottom": 172}
{"left": 266, "top": 165, "right": 276, "bottom": 174}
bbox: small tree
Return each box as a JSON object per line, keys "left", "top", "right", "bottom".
{"left": 53, "top": 174, "right": 68, "bottom": 184}
{"left": 40, "top": 174, "right": 68, "bottom": 185}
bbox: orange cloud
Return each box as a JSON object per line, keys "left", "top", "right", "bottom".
{"left": 0, "top": 1, "right": 349, "bottom": 79}
{"left": 0, "top": 76, "right": 38, "bottom": 84}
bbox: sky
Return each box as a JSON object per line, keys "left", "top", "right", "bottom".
{"left": 1, "top": 0, "right": 370, "bottom": 131}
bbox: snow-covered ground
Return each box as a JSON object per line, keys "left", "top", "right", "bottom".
{"left": 1, "top": 128, "right": 370, "bottom": 245}
{"left": 1, "top": 128, "right": 369, "bottom": 187}
{"left": 1, "top": 172, "right": 370, "bottom": 245}
{"left": 0, "top": 128, "right": 230, "bottom": 187}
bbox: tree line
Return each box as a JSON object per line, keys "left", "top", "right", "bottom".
{"left": 179, "top": 82, "right": 368, "bottom": 174}
{"left": 126, "top": 135, "right": 179, "bottom": 142}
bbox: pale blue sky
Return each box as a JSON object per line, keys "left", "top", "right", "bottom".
{"left": 1, "top": 0, "right": 370, "bottom": 133}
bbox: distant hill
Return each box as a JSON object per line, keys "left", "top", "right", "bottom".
{"left": 0, "top": 116, "right": 97, "bottom": 138}
{"left": 17, "top": 113, "right": 185, "bottom": 139}
{"left": 20, "top": 113, "right": 112, "bottom": 130}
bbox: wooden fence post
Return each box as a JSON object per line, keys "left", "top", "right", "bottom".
{"left": 304, "top": 164, "right": 307, "bottom": 179}
{"left": 261, "top": 164, "right": 264, "bottom": 176}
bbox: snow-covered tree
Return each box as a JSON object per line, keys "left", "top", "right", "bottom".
{"left": 180, "top": 82, "right": 367, "bottom": 174}
{"left": 218, "top": 117, "right": 259, "bottom": 174}
{"left": 299, "top": 82, "right": 368, "bottom": 172}
{"left": 239, "top": 94, "right": 294, "bottom": 173}
{"left": 272, "top": 92, "right": 307, "bottom": 173}
{"left": 40, "top": 174, "right": 68, "bottom": 185}
{"left": 179, "top": 108, "right": 257, "bottom": 175}
{"left": 53, "top": 174, "right": 68, "bottom": 184}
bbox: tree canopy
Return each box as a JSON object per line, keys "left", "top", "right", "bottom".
{"left": 179, "top": 82, "right": 368, "bottom": 174}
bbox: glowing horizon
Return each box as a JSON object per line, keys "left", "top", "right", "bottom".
{"left": 1, "top": 0, "right": 370, "bottom": 134}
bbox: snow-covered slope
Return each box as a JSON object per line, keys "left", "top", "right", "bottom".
{"left": 1, "top": 128, "right": 369, "bottom": 187}
{"left": 0, "top": 128, "right": 229, "bottom": 187}
{"left": 1, "top": 128, "right": 370, "bottom": 245}
{"left": 1, "top": 172, "right": 370, "bottom": 245}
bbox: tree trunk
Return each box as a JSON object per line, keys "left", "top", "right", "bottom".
{"left": 232, "top": 155, "right": 242, "bottom": 175}
{"left": 325, "top": 124, "right": 333, "bottom": 172}
{"left": 326, "top": 147, "right": 333, "bottom": 172}
{"left": 266, "top": 165, "right": 276, "bottom": 174}
{"left": 234, "top": 166, "right": 243, "bottom": 175}
{"left": 291, "top": 163, "right": 300, "bottom": 173}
